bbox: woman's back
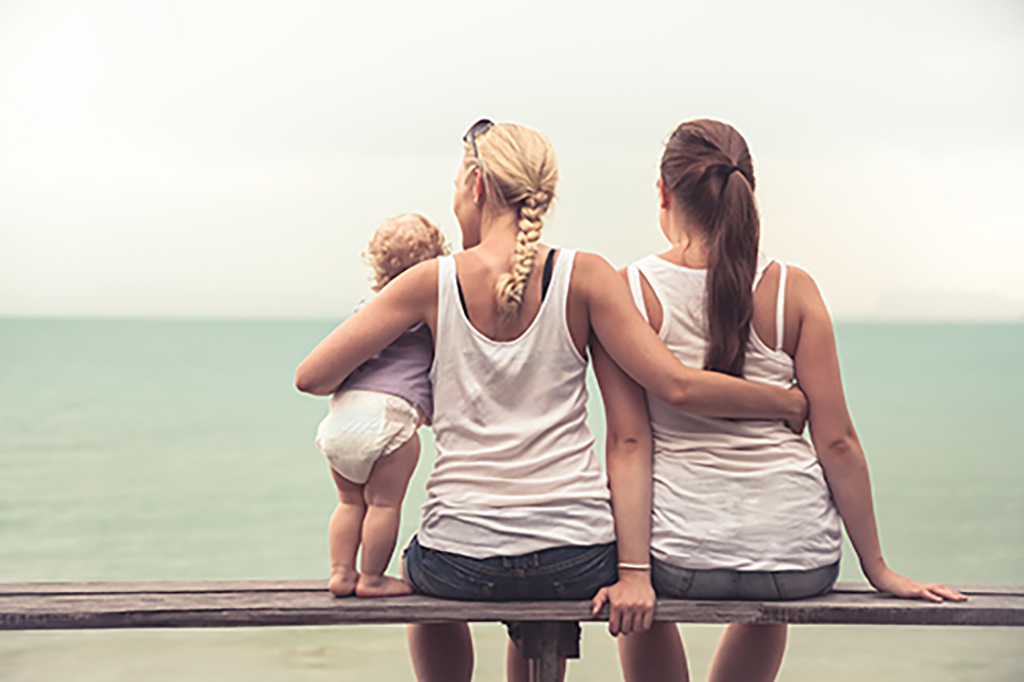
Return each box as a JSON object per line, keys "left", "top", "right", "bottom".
{"left": 420, "top": 249, "right": 615, "bottom": 559}
{"left": 630, "top": 253, "right": 842, "bottom": 572}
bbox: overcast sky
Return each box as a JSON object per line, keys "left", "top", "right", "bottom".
{"left": 1, "top": 0, "right": 1022, "bottom": 320}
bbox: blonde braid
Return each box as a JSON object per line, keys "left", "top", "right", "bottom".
{"left": 469, "top": 122, "right": 558, "bottom": 317}
{"left": 495, "top": 189, "right": 550, "bottom": 317}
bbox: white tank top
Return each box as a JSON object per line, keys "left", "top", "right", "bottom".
{"left": 628, "top": 254, "right": 841, "bottom": 571}
{"left": 418, "top": 250, "right": 616, "bottom": 558}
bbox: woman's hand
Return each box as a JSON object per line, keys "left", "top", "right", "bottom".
{"left": 591, "top": 570, "right": 656, "bottom": 636}
{"left": 785, "top": 383, "right": 809, "bottom": 435}
{"left": 868, "top": 566, "right": 967, "bottom": 603}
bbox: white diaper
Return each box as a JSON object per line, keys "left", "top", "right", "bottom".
{"left": 316, "top": 389, "right": 423, "bottom": 484}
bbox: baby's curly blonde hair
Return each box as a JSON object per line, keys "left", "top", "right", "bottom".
{"left": 363, "top": 213, "right": 450, "bottom": 292}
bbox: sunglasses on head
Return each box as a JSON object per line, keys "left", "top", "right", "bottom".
{"left": 463, "top": 118, "right": 495, "bottom": 165}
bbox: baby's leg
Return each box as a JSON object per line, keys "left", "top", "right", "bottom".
{"left": 328, "top": 468, "right": 366, "bottom": 597}
{"left": 355, "top": 432, "right": 420, "bottom": 597}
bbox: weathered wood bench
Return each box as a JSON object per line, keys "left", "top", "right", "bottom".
{"left": 3, "top": 581, "right": 1022, "bottom": 682}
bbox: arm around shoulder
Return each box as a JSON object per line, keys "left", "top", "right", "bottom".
{"left": 295, "top": 259, "right": 438, "bottom": 396}
{"left": 578, "top": 251, "right": 807, "bottom": 423}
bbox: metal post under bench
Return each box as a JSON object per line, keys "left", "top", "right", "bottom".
{"left": 3, "top": 581, "right": 1022, "bottom": 682}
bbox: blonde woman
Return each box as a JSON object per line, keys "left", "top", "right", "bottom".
{"left": 295, "top": 120, "right": 807, "bottom": 682}
{"left": 605, "top": 119, "right": 966, "bottom": 682}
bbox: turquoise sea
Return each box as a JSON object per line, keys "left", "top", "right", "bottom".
{"left": 1, "top": 319, "right": 1022, "bottom": 680}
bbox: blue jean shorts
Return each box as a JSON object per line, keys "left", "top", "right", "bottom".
{"left": 402, "top": 534, "right": 618, "bottom": 601}
{"left": 652, "top": 558, "right": 839, "bottom": 601}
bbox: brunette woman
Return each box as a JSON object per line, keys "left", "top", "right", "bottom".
{"left": 600, "top": 119, "right": 965, "bottom": 682}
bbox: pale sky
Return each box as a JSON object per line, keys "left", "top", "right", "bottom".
{"left": 1, "top": 0, "right": 1022, "bottom": 320}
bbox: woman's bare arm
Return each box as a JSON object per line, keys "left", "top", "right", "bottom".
{"left": 295, "top": 260, "right": 438, "bottom": 396}
{"left": 589, "top": 333, "right": 655, "bottom": 636}
{"left": 575, "top": 251, "right": 807, "bottom": 425}
{"left": 790, "top": 266, "right": 964, "bottom": 602}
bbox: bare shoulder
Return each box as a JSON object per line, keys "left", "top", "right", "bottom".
{"left": 379, "top": 258, "right": 440, "bottom": 306}
{"left": 574, "top": 250, "right": 614, "bottom": 272}
{"left": 787, "top": 265, "right": 816, "bottom": 288}
{"left": 784, "top": 265, "right": 835, "bottom": 356}
{"left": 410, "top": 257, "right": 441, "bottom": 277}
{"left": 787, "top": 265, "right": 828, "bottom": 316}
{"left": 570, "top": 250, "right": 617, "bottom": 290}
{"left": 615, "top": 266, "right": 629, "bottom": 285}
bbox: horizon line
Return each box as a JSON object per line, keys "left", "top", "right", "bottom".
{"left": 1, "top": 314, "right": 1022, "bottom": 325}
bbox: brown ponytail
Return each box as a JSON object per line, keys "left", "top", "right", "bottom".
{"left": 661, "top": 120, "right": 760, "bottom": 377}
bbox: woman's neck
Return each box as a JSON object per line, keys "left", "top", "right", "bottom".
{"left": 662, "top": 208, "right": 709, "bottom": 268}
{"left": 667, "top": 231, "right": 710, "bottom": 269}
{"left": 472, "top": 209, "right": 521, "bottom": 267}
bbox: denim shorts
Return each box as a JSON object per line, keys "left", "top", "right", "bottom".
{"left": 402, "top": 534, "right": 618, "bottom": 601}
{"left": 652, "top": 558, "right": 839, "bottom": 601}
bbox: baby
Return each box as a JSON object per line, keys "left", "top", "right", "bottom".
{"left": 316, "top": 213, "right": 448, "bottom": 597}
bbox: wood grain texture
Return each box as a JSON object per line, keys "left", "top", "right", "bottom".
{"left": 2, "top": 581, "right": 1022, "bottom": 631}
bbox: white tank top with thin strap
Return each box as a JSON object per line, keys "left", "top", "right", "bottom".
{"left": 628, "top": 254, "right": 841, "bottom": 572}
{"left": 419, "top": 250, "right": 616, "bottom": 558}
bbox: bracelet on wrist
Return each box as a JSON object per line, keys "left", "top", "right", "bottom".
{"left": 617, "top": 562, "right": 651, "bottom": 571}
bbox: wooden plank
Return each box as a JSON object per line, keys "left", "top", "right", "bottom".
{"left": 0, "top": 581, "right": 326, "bottom": 596}
{"left": 0, "top": 592, "right": 596, "bottom": 630}
{"left": 827, "top": 583, "right": 1024, "bottom": 597}
{"left": 2, "top": 581, "right": 1023, "bottom": 631}
{"left": 653, "top": 590, "right": 1024, "bottom": 626}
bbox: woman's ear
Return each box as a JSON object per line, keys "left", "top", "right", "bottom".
{"left": 473, "top": 170, "right": 485, "bottom": 206}
{"left": 658, "top": 176, "right": 671, "bottom": 210}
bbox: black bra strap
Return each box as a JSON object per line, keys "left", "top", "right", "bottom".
{"left": 541, "top": 248, "right": 556, "bottom": 301}
{"left": 455, "top": 248, "right": 558, "bottom": 318}
{"left": 456, "top": 273, "right": 469, "bottom": 317}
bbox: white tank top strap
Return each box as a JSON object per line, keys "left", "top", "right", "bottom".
{"left": 433, "top": 255, "right": 458, "bottom": 353}
{"left": 626, "top": 263, "right": 649, "bottom": 323}
{"left": 634, "top": 256, "right": 675, "bottom": 337}
{"left": 547, "top": 248, "right": 575, "bottom": 324}
{"left": 752, "top": 255, "right": 774, "bottom": 290}
{"left": 775, "top": 261, "right": 788, "bottom": 352}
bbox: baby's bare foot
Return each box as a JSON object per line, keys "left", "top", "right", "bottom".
{"left": 355, "top": 574, "right": 413, "bottom": 598}
{"left": 328, "top": 568, "right": 359, "bottom": 597}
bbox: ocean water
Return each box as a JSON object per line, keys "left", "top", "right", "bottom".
{"left": 1, "top": 319, "right": 1022, "bottom": 680}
